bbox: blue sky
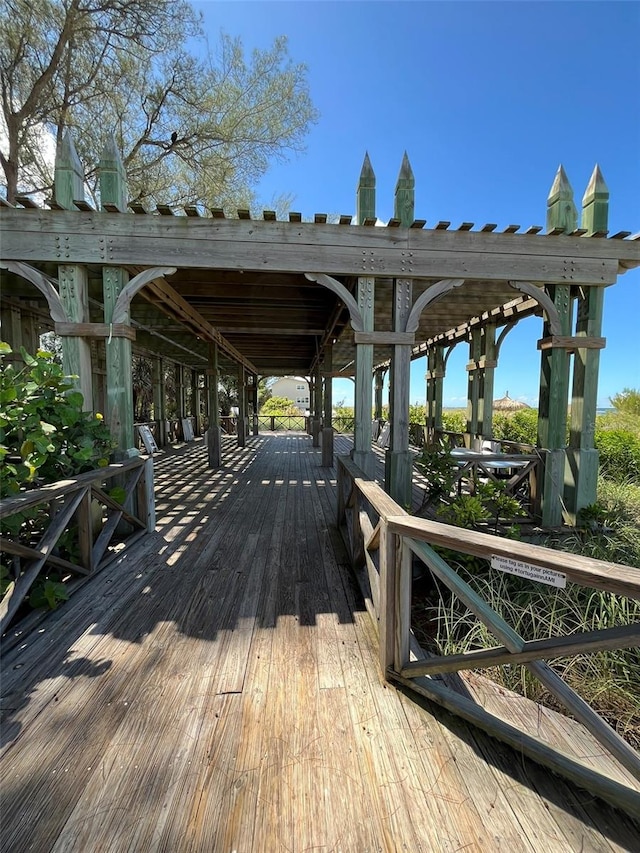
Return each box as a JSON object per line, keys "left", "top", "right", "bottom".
{"left": 195, "top": 1, "right": 639, "bottom": 408}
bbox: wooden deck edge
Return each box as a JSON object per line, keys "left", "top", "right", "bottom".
{"left": 388, "top": 670, "right": 640, "bottom": 821}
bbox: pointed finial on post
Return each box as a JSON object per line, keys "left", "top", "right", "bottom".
{"left": 546, "top": 165, "right": 577, "bottom": 233}
{"left": 581, "top": 164, "right": 609, "bottom": 235}
{"left": 356, "top": 152, "right": 376, "bottom": 224}
{"left": 394, "top": 151, "right": 415, "bottom": 227}
{"left": 99, "top": 133, "right": 128, "bottom": 211}
{"left": 54, "top": 129, "right": 84, "bottom": 210}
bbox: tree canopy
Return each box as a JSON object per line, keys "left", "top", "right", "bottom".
{"left": 1, "top": 0, "right": 318, "bottom": 206}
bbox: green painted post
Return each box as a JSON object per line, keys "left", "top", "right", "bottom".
{"left": 207, "top": 343, "right": 221, "bottom": 467}
{"left": 538, "top": 165, "right": 574, "bottom": 526}
{"left": 545, "top": 165, "right": 577, "bottom": 234}
{"left": 479, "top": 325, "right": 496, "bottom": 437}
{"left": 394, "top": 152, "right": 415, "bottom": 227}
{"left": 252, "top": 374, "right": 259, "bottom": 436}
{"left": 191, "top": 369, "right": 200, "bottom": 436}
{"left": 100, "top": 136, "right": 134, "bottom": 455}
{"left": 352, "top": 277, "right": 375, "bottom": 477}
{"left": 356, "top": 153, "right": 376, "bottom": 224}
{"left": 312, "top": 362, "right": 322, "bottom": 447}
{"left": 385, "top": 278, "right": 413, "bottom": 507}
{"left": 374, "top": 368, "right": 385, "bottom": 422}
{"left": 466, "top": 329, "right": 482, "bottom": 443}
{"left": 152, "top": 356, "right": 167, "bottom": 447}
{"left": 322, "top": 344, "right": 334, "bottom": 467}
{"left": 565, "top": 166, "right": 609, "bottom": 520}
{"left": 237, "top": 364, "right": 246, "bottom": 448}
{"left": 54, "top": 130, "right": 93, "bottom": 410}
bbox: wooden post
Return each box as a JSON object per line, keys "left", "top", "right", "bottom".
{"left": 356, "top": 152, "right": 375, "bottom": 224}
{"left": 100, "top": 137, "right": 134, "bottom": 455}
{"left": 373, "top": 368, "right": 385, "bottom": 422}
{"left": 426, "top": 346, "right": 445, "bottom": 445}
{"left": 321, "top": 344, "right": 334, "bottom": 467}
{"left": 385, "top": 278, "right": 413, "bottom": 507}
{"left": 565, "top": 166, "right": 609, "bottom": 521}
{"left": 352, "top": 277, "right": 375, "bottom": 477}
{"left": 191, "top": 369, "right": 200, "bottom": 436}
{"left": 478, "top": 325, "right": 496, "bottom": 437}
{"left": 394, "top": 152, "right": 415, "bottom": 227}
{"left": 252, "top": 374, "right": 259, "bottom": 435}
{"left": 54, "top": 131, "right": 93, "bottom": 411}
{"left": 152, "top": 356, "right": 167, "bottom": 447}
{"left": 237, "top": 364, "right": 246, "bottom": 447}
{"left": 175, "top": 364, "right": 185, "bottom": 421}
{"left": 466, "top": 329, "right": 482, "bottom": 442}
{"left": 207, "top": 343, "right": 221, "bottom": 468}
{"left": 312, "top": 363, "right": 322, "bottom": 447}
{"left": 538, "top": 165, "right": 574, "bottom": 526}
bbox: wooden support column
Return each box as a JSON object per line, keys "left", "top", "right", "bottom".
{"left": 466, "top": 329, "right": 482, "bottom": 442}
{"left": 252, "top": 374, "right": 259, "bottom": 435}
{"left": 237, "top": 364, "right": 246, "bottom": 448}
{"left": 426, "top": 347, "right": 445, "bottom": 445}
{"left": 152, "top": 357, "right": 167, "bottom": 447}
{"left": 385, "top": 278, "right": 413, "bottom": 507}
{"left": 352, "top": 277, "right": 375, "bottom": 477}
{"left": 55, "top": 131, "right": 93, "bottom": 410}
{"left": 100, "top": 138, "right": 133, "bottom": 455}
{"left": 374, "top": 368, "right": 385, "bottom": 422}
{"left": 322, "top": 344, "right": 334, "bottom": 467}
{"left": 207, "top": 343, "right": 221, "bottom": 468}
{"left": 352, "top": 154, "right": 377, "bottom": 476}
{"left": 565, "top": 166, "right": 609, "bottom": 521}
{"left": 312, "top": 362, "right": 322, "bottom": 447}
{"left": 478, "top": 325, "right": 496, "bottom": 437}
{"left": 191, "top": 369, "right": 200, "bottom": 436}
{"left": 538, "top": 165, "right": 576, "bottom": 526}
{"left": 175, "top": 364, "right": 185, "bottom": 420}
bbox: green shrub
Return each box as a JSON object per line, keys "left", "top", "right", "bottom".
{"left": 441, "top": 410, "right": 465, "bottom": 433}
{"left": 492, "top": 409, "right": 538, "bottom": 445}
{"left": 594, "top": 429, "right": 640, "bottom": 483}
{"left": 0, "top": 344, "right": 114, "bottom": 495}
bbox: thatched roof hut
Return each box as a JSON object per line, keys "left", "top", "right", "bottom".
{"left": 493, "top": 391, "right": 530, "bottom": 412}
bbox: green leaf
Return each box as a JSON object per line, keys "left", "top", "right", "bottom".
{"left": 20, "top": 346, "right": 37, "bottom": 366}
{"left": 63, "top": 390, "right": 85, "bottom": 409}
{"left": 0, "top": 341, "right": 12, "bottom": 355}
{"left": 109, "top": 486, "right": 127, "bottom": 505}
{"left": 39, "top": 421, "right": 57, "bottom": 435}
{"left": 0, "top": 387, "right": 17, "bottom": 404}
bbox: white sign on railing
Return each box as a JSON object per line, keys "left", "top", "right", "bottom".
{"left": 491, "top": 555, "right": 567, "bottom": 588}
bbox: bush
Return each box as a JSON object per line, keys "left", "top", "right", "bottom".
{"left": 0, "top": 344, "right": 114, "bottom": 495}
{"left": 492, "top": 409, "right": 538, "bottom": 445}
{"left": 441, "top": 410, "right": 465, "bottom": 433}
{"left": 594, "top": 429, "right": 640, "bottom": 483}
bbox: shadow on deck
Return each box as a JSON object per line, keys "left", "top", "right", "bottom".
{"left": 1, "top": 433, "right": 639, "bottom": 851}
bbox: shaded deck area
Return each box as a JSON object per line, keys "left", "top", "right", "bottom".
{"left": 1, "top": 433, "right": 639, "bottom": 851}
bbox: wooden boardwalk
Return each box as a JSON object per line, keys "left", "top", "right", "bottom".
{"left": 1, "top": 433, "right": 639, "bottom": 852}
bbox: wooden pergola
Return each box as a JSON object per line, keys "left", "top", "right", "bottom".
{"left": 1, "top": 136, "right": 638, "bottom": 526}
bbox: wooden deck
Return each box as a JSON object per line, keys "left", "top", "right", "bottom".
{"left": 2, "top": 433, "right": 639, "bottom": 852}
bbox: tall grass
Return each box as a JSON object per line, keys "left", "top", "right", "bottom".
{"left": 413, "top": 562, "right": 640, "bottom": 746}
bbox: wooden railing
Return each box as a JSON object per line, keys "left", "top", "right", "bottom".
{"left": 257, "top": 414, "right": 308, "bottom": 431}
{"left": 0, "top": 457, "right": 155, "bottom": 638}
{"left": 336, "top": 454, "right": 640, "bottom": 818}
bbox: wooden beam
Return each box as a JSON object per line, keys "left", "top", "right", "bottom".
{"left": 2, "top": 211, "right": 635, "bottom": 283}
{"left": 55, "top": 322, "right": 136, "bottom": 340}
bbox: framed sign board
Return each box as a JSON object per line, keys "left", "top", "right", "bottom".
{"left": 138, "top": 424, "right": 159, "bottom": 454}
{"left": 181, "top": 418, "right": 195, "bottom": 442}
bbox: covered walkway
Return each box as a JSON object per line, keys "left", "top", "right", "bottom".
{"left": 1, "top": 434, "right": 639, "bottom": 851}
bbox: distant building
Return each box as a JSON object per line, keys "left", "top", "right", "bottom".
{"left": 270, "top": 376, "right": 310, "bottom": 412}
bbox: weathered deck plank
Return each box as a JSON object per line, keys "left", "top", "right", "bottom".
{"left": 1, "top": 433, "right": 639, "bottom": 851}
